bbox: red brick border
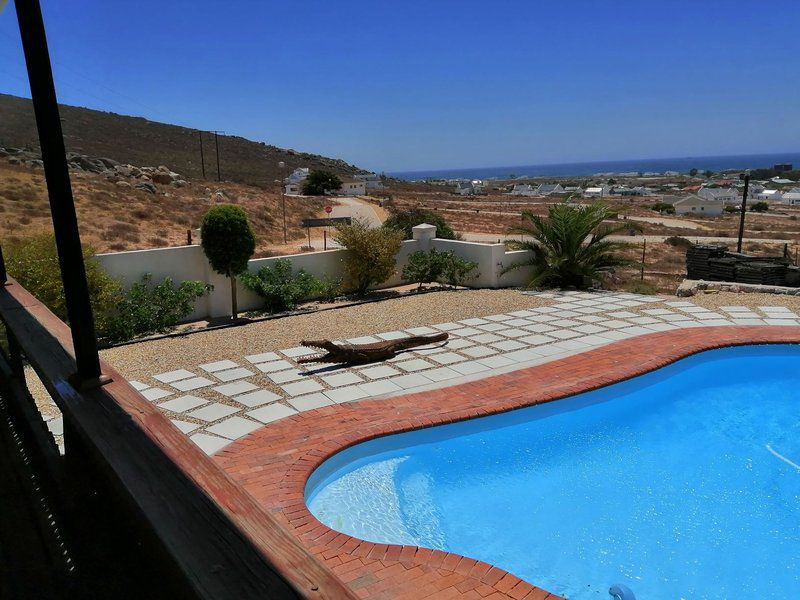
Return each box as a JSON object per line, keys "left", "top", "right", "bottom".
{"left": 216, "top": 327, "right": 800, "bottom": 599}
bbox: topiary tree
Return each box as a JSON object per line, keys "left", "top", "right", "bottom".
{"left": 200, "top": 204, "right": 256, "bottom": 319}
{"left": 383, "top": 208, "right": 460, "bottom": 240}
{"left": 302, "top": 170, "right": 342, "bottom": 196}
{"left": 334, "top": 218, "right": 402, "bottom": 295}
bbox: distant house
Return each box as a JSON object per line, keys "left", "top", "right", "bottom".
{"left": 756, "top": 189, "right": 783, "bottom": 202}
{"left": 673, "top": 194, "right": 724, "bottom": 216}
{"left": 455, "top": 181, "right": 484, "bottom": 195}
{"left": 771, "top": 177, "right": 794, "bottom": 185}
{"left": 510, "top": 184, "right": 536, "bottom": 196}
{"left": 287, "top": 167, "right": 310, "bottom": 184}
{"left": 778, "top": 192, "right": 800, "bottom": 206}
{"left": 584, "top": 186, "right": 610, "bottom": 198}
{"left": 563, "top": 186, "right": 583, "bottom": 194}
{"left": 285, "top": 182, "right": 302, "bottom": 195}
{"left": 355, "top": 172, "right": 384, "bottom": 190}
{"left": 335, "top": 178, "right": 366, "bottom": 196}
{"left": 698, "top": 187, "right": 740, "bottom": 206}
{"left": 535, "top": 183, "right": 564, "bottom": 196}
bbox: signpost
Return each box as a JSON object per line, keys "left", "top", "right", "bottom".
{"left": 325, "top": 205, "right": 333, "bottom": 214}
{"left": 301, "top": 217, "right": 351, "bottom": 252}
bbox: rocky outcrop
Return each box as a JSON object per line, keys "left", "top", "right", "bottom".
{"left": 677, "top": 279, "right": 800, "bottom": 297}
{"left": 1, "top": 146, "right": 189, "bottom": 192}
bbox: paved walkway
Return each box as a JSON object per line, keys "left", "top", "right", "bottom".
{"left": 114, "top": 291, "right": 800, "bottom": 456}
{"left": 216, "top": 325, "right": 800, "bottom": 599}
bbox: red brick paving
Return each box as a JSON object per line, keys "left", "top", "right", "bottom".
{"left": 216, "top": 326, "right": 800, "bottom": 599}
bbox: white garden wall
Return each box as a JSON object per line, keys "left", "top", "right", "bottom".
{"left": 95, "top": 224, "right": 534, "bottom": 320}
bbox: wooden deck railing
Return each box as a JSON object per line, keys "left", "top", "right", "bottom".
{"left": 0, "top": 276, "right": 357, "bottom": 599}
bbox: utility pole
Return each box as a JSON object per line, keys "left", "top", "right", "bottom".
{"left": 736, "top": 172, "right": 751, "bottom": 253}
{"left": 211, "top": 130, "right": 224, "bottom": 182}
{"left": 14, "top": 0, "right": 104, "bottom": 385}
{"left": 198, "top": 131, "right": 206, "bottom": 178}
{"left": 278, "top": 161, "right": 287, "bottom": 244}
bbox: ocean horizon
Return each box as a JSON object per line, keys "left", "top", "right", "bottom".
{"left": 389, "top": 152, "right": 800, "bottom": 181}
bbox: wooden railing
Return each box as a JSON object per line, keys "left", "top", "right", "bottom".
{"left": 0, "top": 276, "right": 357, "bottom": 599}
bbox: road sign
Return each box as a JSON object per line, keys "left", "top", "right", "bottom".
{"left": 301, "top": 217, "right": 351, "bottom": 228}
{"left": 325, "top": 205, "right": 333, "bottom": 214}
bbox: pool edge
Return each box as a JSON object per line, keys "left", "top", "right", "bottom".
{"left": 215, "top": 326, "right": 800, "bottom": 600}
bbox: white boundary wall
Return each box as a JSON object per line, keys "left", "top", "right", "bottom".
{"left": 95, "top": 224, "right": 534, "bottom": 320}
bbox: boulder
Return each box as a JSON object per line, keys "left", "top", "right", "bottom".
{"left": 115, "top": 180, "right": 132, "bottom": 189}
{"left": 96, "top": 157, "right": 119, "bottom": 169}
{"left": 171, "top": 179, "right": 188, "bottom": 188}
{"left": 134, "top": 180, "right": 157, "bottom": 194}
{"left": 151, "top": 171, "right": 173, "bottom": 185}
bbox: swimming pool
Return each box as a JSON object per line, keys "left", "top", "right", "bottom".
{"left": 306, "top": 344, "right": 800, "bottom": 599}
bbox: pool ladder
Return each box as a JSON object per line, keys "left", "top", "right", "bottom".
{"left": 609, "top": 583, "right": 636, "bottom": 600}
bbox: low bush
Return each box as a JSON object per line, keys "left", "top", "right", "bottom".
{"left": 664, "top": 236, "right": 692, "bottom": 249}
{"left": 750, "top": 201, "right": 769, "bottom": 213}
{"left": 383, "top": 208, "right": 460, "bottom": 240}
{"left": 402, "top": 249, "right": 479, "bottom": 289}
{"left": 651, "top": 202, "right": 675, "bottom": 214}
{"left": 103, "top": 274, "right": 211, "bottom": 343}
{"left": 335, "top": 219, "right": 403, "bottom": 295}
{"left": 240, "top": 258, "right": 339, "bottom": 313}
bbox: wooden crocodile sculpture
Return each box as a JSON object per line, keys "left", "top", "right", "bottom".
{"left": 297, "top": 332, "right": 449, "bottom": 365}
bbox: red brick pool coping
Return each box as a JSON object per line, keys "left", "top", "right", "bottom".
{"left": 215, "top": 326, "right": 800, "bottom": 599}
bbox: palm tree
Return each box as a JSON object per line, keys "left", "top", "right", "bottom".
{"left": 503, "top": 202, "right": 632, "bottom": 289}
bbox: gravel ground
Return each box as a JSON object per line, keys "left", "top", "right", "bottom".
{"left": 102, "top": 288, "right": 552, "bottom": 379}
{"left": 687, "top": 290, "right": 800, "bottom": 312}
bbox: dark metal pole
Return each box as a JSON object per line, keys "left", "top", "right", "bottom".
{"left": 282, "top": 192, "right": 287, "bottom": 244}
{"left": 640, "top": 239, "right": 646, "bottom": 281}
{"left": 14, "top": 0, "right": 104, "bottom": 384}
{"left": 736, "top": 174, "right": 750, "bottom": 253}
{"left": 198, "top": 131, "right": 206, "bottom": 178}
{"left": 214, "top": 131, "right": 221, "bottom": 182}
{"left": 0, "top": 244, "right": 7, "bottom": 284}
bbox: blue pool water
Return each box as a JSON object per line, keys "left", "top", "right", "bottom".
{"left": 306, "top": 345, "right": 800, "bottom": 599}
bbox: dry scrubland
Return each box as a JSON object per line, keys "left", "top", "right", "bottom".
{"left": 0, "top": 162, "right": 328, "bottom": 256}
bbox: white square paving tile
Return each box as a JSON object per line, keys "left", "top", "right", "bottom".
{"left": 129, "top": 380, "right": 149, "bottom": 391}
{"left": 281, "top": 346, "right": 318, "bottom": 358}
{"left": 212, "top": 367, "right": 254, "bottom": 382}
{"left": 345, "top": 335, "right": 381, "bottom": 344}
{"left": 575, "top": 334, "right": 612, "bottom": 346}
{"left": 496, "top": 328, "right": 530, "bottom": 338}
{"left": 643, "top": 323, "right": 680, "bottom": 332}
{"left": 141, "top": 387, "right": 173, "bottom": 401}
{"left": 483, "top": 314, "right": 515, "bottom": 322}
{"left": 423, "top": 367, "right": 462, "bottom": 382}
{"left": 490, "top": 340, "right": 527, "bottom": 352}
{"left": 389, "top": 373, "right": 433, "bottom": 389}
{"left": 642, "top": 308, "right": 674, "bottom": 316}
{"left": 199, "top": 360, "right": 239, "bottom": 373}
{"left": 548, "top": 330, "right": 582, "bottom": 340}
{"left": 760, "top": 312, "right": 797, "bottom": 319}
{"left": 509, "top": 310, "right": 538, "bottom": 317}
{"left": 268, "top": 370, "right": 305, "bottom": 384}
{"left": 665, "top": 301, "right": 696, "bottom": 307}
{"left": 575, "top": 315, "right": 605, "bottom": 323}
{"left": 471, "top": 333, "right": 504, "bottom": 344}
{"left": 214, "top": 381, "right": 259, "bottom": 397}
{"left": 290, "top": 393, "right": 335, "bottom": 410}
{"left": 523, "top": 323, "right": 557, "bottom": 333}
{"left": 247, "top": 403, "right": 297, "bottom": 424}
{"left": 519, "top": 334, "right": 554, "bottom": 346}
{"left": 190, "top": 433, "right": 231, "bottom": 455}
{"left": 607, "top": 311, "right": 637, "bottom": 319}
{"left": 450, "top": 361, "right": 492, "bottom": 375}
{"left": 159, "top": 395, "right": 208, "bottom": 412}
{"left": 477, "top": 355, "right": 516, "bottom": 369}
{"left": 597, "top": 330, "right": 634, "bottom": 341}
{"left": 188, "top": 403, "right": 240, "bottom": 422}
{"left": 323, "top": 386, "right": 370, "bottom": 404}
{"left": 234, "top": 389, "right": 282, "bottom": 408}
{"left": 170, "top": 419, "right": 199, "bottom": 434}
{"left": 476, "top": 322, "right": 509, "bottom": 332}
{"left": 395, "top": 358, "right": 434, "bottom": 372}
{"left": 461, "top": 345, "right": 498, "bottom": 358}
{"left": 730, "top": 318, "right": 765, "bottom": 325}
{"left": 450, "top": 327, "right": 482, "bottom": 337}
{"left": 153, "top": 369, "right": 196, "bottom": 384}
{"left": 574, "top": 324, "right": 606, "bottom": 334}
{"left": 764, "top": 318, "right": 800, "bottom": 326}
{"left": 552, "top": 340, "right": 591, "bottom": 351}
{"left": 406, "top": 326, "right": 440, "bottom": 335}
{"left": 376, "top": 330, "right": 409, "bottom": 341}
{"left": 245, "top": 352, "right": 281, "bottom": 364}
{"left": 459, "top": 317, "right": 489, "bottom": 326}
{"left": 551, "top": 319, "right": 582, "bottom": 327}
{"left": 358, "top": 379, "right": 403, "bottom": 396}
{"left": 321, "top": 372, "right": 365, "bottom": 387}
{"left": 430, "top": 352, "right": 466, "bottom": 365}
{"left": 207, "top": 416, "right": 262, "bottom": 440}
{"left": 281, "top": 380, "right": 324, "bottom": 396}
{"left": 759, "top": 306, "right": 793, "bottom": 313}
{"left": 358, "top": 365, "right": 402, "bottom": 379}
{"left": 720, "top": 306, "right": 750, "bottom": 312}
{"left": 172, "top": 377, "right": 215, "bottom": 392}
{"left": 504, "top": 349, "right": 546, "bottom": 362}
{"left": 597, "top": 319, "right": 630, "bottom": 329}
{"left": 628, "top": 316, "right": 661, "bottom": 325}
{"left": 444, "top": 338, "right": 475, "bottom": 350}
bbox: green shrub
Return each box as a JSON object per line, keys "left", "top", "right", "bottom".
{"left": 240, "top": 258, "right": 337, "bottom": 313}
{"left": 5, "top": 234, "right": 121, "bottom": 335}
{"left": 402, "top": 249, "right": 479, "bottom": 289}
{"left": 750, "top": 201, "right": 769, "bottom": 213}
{"left": 301, "top": 170, "right": 342, "bottom": 195}
{"left": 665, "top": 236, "right": 692, "bottom": 249}
{"left": 103, "top": 274, "right": 211, "bottom": 343}
{"left": 651, "top": 202, "right": 675, "bottom": 214}
{"left": 334, "top": 218, "right": 403, "bottom": 295}
{"left": 724, "top": 205, "right": 740, "bottom": 213}
{"left": 383, "top": 209, "right": 460, "bottom": 240}
{"left": 200, "top": 204, "right": 255, "bottom": 318}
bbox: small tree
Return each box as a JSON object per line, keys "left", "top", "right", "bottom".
{"left": 302, "top": 170, "right": 342, "bottom": 196}
{"left": 334, "top": 218, "right": 402, "bottom": 295}
{"left": 750, "top": 201, "right": 769, "bottom": 213}
{"left": 200, "top": 204, "right": 255, "bottom": 319}
{"left": 383, "top": 208, "right": 460, "bottom": 240}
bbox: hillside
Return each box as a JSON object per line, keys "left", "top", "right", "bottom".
{"left": 0, "top": 93, "right": 363, "bottom": 187}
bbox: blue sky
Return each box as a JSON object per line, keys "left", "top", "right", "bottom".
{"left": 1, "top": 0, "right": 799, "bottom": 172}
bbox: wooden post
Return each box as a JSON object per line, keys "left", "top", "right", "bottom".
{"left": 640, "top": 239, "right": 647, "bottom": 281}
{"left": 323, "top": 229, "right": 327, "bottom": 251}
{"left": 737, "top": 174, "right": 750, "bottom": 253}
{"left": 186, "top": 229, "right": 192, "bottom": 245}
{"left": 0, "top": 243, "right": 6, "bottom": 284}
{"left": 198, "top": 131, "right": 205, "bottom": 178}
